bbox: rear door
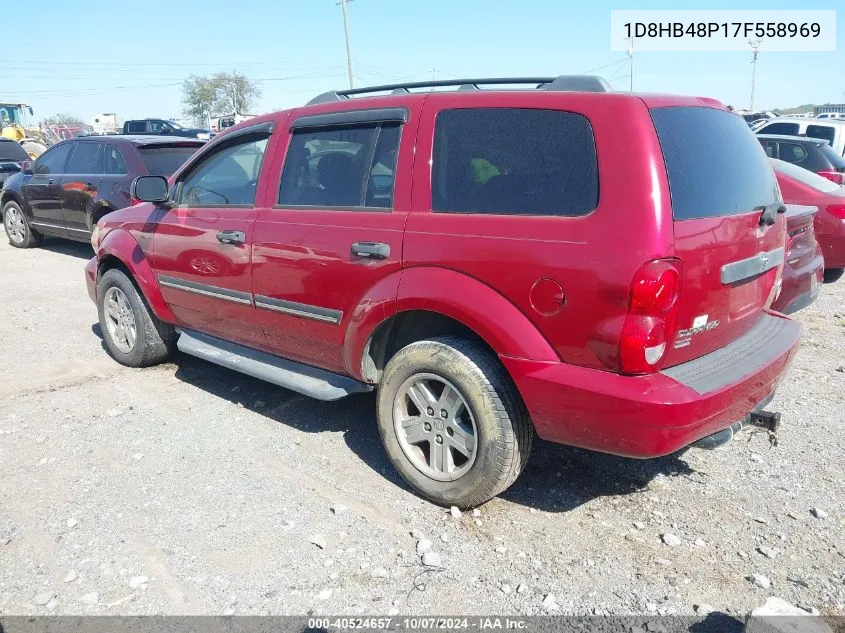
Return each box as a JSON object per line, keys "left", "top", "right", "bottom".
{"left": 22, "top": 142, "right": 72, "bottom": 230}
{"left": 151, "top": 122, "right": 274, "bottom": 348}
{"left": 251, "top": 107, "right": 413, "bottom": 373}
{"left": 650, "top": 106, "right": 786, "bottom": 366}
{"left": 60, "top": 141, "right": 104, "bottom": 235}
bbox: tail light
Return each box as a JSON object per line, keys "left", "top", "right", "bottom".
{"left": 827, "top": 204, "right": 845, "bottom": 220}
{"left": 619, "top": 259, "right": 682, "bottom": 374}
{"left": 817, "top": 171, "right": 845, "bottom": 185}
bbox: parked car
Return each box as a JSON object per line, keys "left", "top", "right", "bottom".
{"left": 0, "top": 137, "right": 31, "bottom": 188}
{"left": 770, "top": 202, "right": 824, "bottom": 313}
{"left": 816, "top": 112, "right": 845, "bottom": 120}
{"left": 1, "top": 135, "right": 204, "bottom": 247}
{"left": 772, "top": 158, "right": 845, "bottom": 284}
{"left": 123, "top": 119, "right": 212, "bottom": 140}
{"left": 81, "top": 76, "right": 800, "bottom": 507}
{"left": 757, "top": 134, "right": 845, "bottom": 185}
{"left": 755, "top": 117, "right": 845, "bottom": 156}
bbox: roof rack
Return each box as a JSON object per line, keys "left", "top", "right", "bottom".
{"left": 307, "top": 75, "right": 610, "bottom": 105}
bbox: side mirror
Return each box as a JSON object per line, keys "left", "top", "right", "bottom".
{"left": 20, "top": 160, "right": 33, "bottom": 174}
{"left": 131, "top": 175, "right": 169, "bottom": 203}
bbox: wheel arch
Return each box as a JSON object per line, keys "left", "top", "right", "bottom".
{"left": 96, "top": 228, "right": 176, "bottom": 323}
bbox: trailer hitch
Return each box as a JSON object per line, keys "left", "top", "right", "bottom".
{"left": 746, "top": 410, "right": 781, "bottom": 447}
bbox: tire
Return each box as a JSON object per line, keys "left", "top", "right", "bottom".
{"left": 376, "top": 336, "right": 533, "bottom": 508}
{"left": 823, "top": 268, "right": 844, "bottom": 284}
{"left": 2, "top": 201, "right": 42, "bottom": 248}
{"left": 97, "top": 268, "right": 175, "bottom": 367}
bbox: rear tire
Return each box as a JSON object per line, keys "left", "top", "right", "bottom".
{"left": 376, "top": 336, "right": 533, "bottom": 508}
{"left": 2, "top": 201, "right": 42, "bottom": 248}
{"left": 97, "top": 268, "right": 175, "bottom": 367}
{"left": 823, "top": 268, "right": 844, "bottom": 284}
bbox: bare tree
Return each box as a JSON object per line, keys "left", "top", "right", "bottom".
{"left": 42, "top": 113, "right": 87, "bottom": 128}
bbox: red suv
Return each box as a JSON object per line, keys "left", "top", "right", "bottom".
{"left": 83, "top": 76, "right": 801, "bottom": 507}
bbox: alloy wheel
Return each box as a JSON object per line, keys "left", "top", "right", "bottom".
{"left": 104, "top": 287, "right": 137, "bottom": 353}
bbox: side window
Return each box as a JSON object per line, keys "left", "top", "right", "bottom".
{"left": 759, "top": 140, "right": 777, "bottom": 158}
{"left": 779, "top": 143, "right": 808, "bottom": 164}
{"left": 806, "top": 125, "right": 836, "bottom": 145}
{"left": 758, "top": 122, "right": 800, "bottom": 135}
{"left": 432, "top": 108, "right": 598, "bottom": 216}
{"left": 177, "top": 135, "right": 269, "bottom": 207}
{"left": 126, "top": 121, "right": 146, "bottom": 134}
{"left": 33, "top": 143, "right": 72, "bottom": 176}
{"left": 103, "top": 145, "right": 128, "bottom": 175}
{"left": 278, "top": 124, "right": 402, "bottom": 209}
{"left": 65, "top": 142, "right": 103, "bottom": 174}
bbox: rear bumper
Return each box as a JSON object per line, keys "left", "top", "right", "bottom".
{"left": 502, "top": 312, "right": 801, "bottom": 458}
{"left": 85, "top": 256, "right": 97, "bottom": 303}
{"left": 771, "top": 251, "right": 824, "bottom": 313}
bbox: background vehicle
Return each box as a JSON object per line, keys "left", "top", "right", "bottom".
{"left": 211, "top": 113, "right": 256, "bottom": 133}
{"left": 755, "top": 117, "right": 845, "bottom": 156}
{"left": 123, "top": 119, "right": 212, "bottom": 140}
{"left": 770, "top": 202, "right": 824, "bottom": 314}
{"left": 0, "top": 138, "right": 32, "bottom": 188}
{"left": 0, "top": 103, "right": 50, "bottom": 158}
{"left": 91, "top": 113, "right": 122, "bottom": 135}
{"left": 816, "top": 112, "right": 845, "bottom": 120}
{"left": 758, "top": 134, "right": 845, "bottom": 184}
{"left": 1, "top": 136, "right": 203, "bottom": 248}
{"left": 773, "top": 158, "right": 845, "bottom": 284}
{"left": 84, "top": 76, "right": 799, "bottom": 507}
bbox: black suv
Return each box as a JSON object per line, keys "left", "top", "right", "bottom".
{"left": 0, "top": 138, "right": 32, "bottom": 188}
{"left": 757, "top": 134, "right": 845, "bottom": 184}
{"left": 1, "top": 135, "right": 203, "bottom": 247}
{"left": 122, "top": 119, "right": 212, "bottom": 140}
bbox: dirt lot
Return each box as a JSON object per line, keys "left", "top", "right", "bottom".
{"left": 0, "top": 236, "right": 843, "bottom": 618}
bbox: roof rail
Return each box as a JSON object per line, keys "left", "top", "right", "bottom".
{"left": 306, "top": 75, "right": 609, "bottom": 105}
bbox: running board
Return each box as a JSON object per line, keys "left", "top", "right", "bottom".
{"left": 175, "top": 329, "right": 371, "bottom": 401}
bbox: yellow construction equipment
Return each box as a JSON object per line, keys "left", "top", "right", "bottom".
{"left": 0, "top": 103, "right": 50, "bottom": 158}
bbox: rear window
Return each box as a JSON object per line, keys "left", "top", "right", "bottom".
{"left": 819, "top": 142, "right": 845, "bottom": 168}
{"left": 432, "top": 108, "right": 598, "bottom": 216}
{"left": 758, "top": 122, "right": 800, "bottom": 135}
{"left": 138, "top": 145, "right": 200, "bottom": 176}
{"left": 0, "top": 139, "right": 29, "bottom": 162}
{"left": 772, "top": 158, "right": 843, "bottom": 193}
{"left": 651, "top": 107, "right": 779, "bottom": 220}
{"left": 806, "top": 124, "right": 836, "bottom": 145}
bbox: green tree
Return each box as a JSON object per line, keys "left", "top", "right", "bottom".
{"left": 182, "top": 74, "right": 218, "bottom": 123}
{"left": 182, "top": 72, "right": 261, "bottom": 121}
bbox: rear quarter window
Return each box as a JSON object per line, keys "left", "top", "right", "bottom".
{"left": 432, "top": 108, "right": 598, "bottom": 216}
{"left": 651, "top": 107, "right": 780, "bottom": 220}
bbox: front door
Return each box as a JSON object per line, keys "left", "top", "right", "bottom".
{"left": 60, "top": 140, "right": 104, "bottom": 236}
{"left": 252, "top": 107, "right": 414, "bottom": 373}
{"left": 152, "top": 125, "right": 274, "bottom": 348}
{"left": 22, "top": 142, "right": 72, "bottom": 230}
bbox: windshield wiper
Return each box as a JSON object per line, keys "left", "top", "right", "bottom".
{"left": 757, "top": 203, "right": 786, "bottom": 226}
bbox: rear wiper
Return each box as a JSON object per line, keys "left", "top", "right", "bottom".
{"left": 757, "top": 203, "right": 786, "bottom": 226}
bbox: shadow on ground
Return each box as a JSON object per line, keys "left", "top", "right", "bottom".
{"left": 39, "top": 237, "right": 93, "bottom": 260}
{"left": 91, "top": 325, "right": 700, "bottom": 512}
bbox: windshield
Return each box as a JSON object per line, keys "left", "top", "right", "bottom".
{"left": 771, "top": 157, "right": 843, "bottom": 193}
{"left": 165, "top": 120, "right": 184, "bottom": 130}
{"left": 0, "top": 139, "right": 30, "bottom": 161}
{"left": 0, "top": 106, "right": 23, "bottom": 126}
{"left": 651, "top": 106, "right": 779, "bottom": 220}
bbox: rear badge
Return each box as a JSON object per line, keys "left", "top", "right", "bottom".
{"left": 675, "top": 314, "right": 720, "bottom": 349}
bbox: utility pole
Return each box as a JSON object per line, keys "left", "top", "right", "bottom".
{"left": 338, "top": 0, "right": 354, "bottom": 89}
{"left": 749, "top": 40, "right": 761, "bottom": 111}
{"left": 626, "top": 36, "right": 635, "bottom": 91}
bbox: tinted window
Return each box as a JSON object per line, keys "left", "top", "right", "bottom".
{"left": 104, "top": 145, "right": 128, "bottom": 175}
{"left": 125, "top": 121, "right": 146, "bottom": 134}
{"left": 278, "top": 124, "right": 402, "bottom": 208}
{"left": 779, "top": 143, "right": 808, "bottom": 164}
{"left": 758, "top": 122, "right": 800, "bottom": 135}
{"left": 138, "top": 146, "right": 200, "bottom": 176}
{"left": 806, "top": 124, "right": 836, "bottom": 144}
{"left": 33, "top": 143, "right": 72, "bottom": 175}
{"left": 819, "top": 143, "right": 845, "bottom": 168}
{"left": 178, "top": 135, "right": 268, "bottom": 206}
{"left": 0, "top": 139, "right": 30, "bottom": 162}
{"left": 772, "top": 158, "right": 842, "bottom": 193}
{"left": 432, "top": 108, "right": 598, "bottom": 216}
{"left": 651, "top": 107, "right": 779, "bottom": 220}
{"left": 759, "top": 140, "right": 777, "bottom": 158}
{"left": 65, "top": 142, "right": 103, "bottom": 174}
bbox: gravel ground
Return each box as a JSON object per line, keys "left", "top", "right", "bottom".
{"left": 0, "top": 237, "right": 843, "bottom": 619}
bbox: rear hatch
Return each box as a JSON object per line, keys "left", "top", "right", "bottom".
{"left": 650, "top": 106, "right": 786, "bottom": 367}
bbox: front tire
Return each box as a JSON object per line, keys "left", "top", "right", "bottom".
{"left": 97, "top": 268, "right": 175, "bottom": 367}
{"left": 376, "top": 336, "right": 533, "bottom": 508}
{"left": 3, "top": 201, "right": 42, "bottom": 248}
{"left": 823, "top": 268, "right": 844, "bottom": 284}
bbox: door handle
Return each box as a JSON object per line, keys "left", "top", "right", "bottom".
{"left": 351, "top": 242, "right": 390, "bottom": 260}
{"left": 216, "top": 230, "right": 246, "bottom": 245}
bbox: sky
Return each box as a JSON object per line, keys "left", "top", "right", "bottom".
{"left": 2, "top": 0, "right": 843, "bottom": 125}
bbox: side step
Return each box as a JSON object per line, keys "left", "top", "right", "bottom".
{"left": 176, "top": 329, "right": 372, "bottom": 401}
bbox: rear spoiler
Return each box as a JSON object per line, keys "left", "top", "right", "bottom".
{"left": 784, "top": 204, "right": 818, "bottom": 220}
